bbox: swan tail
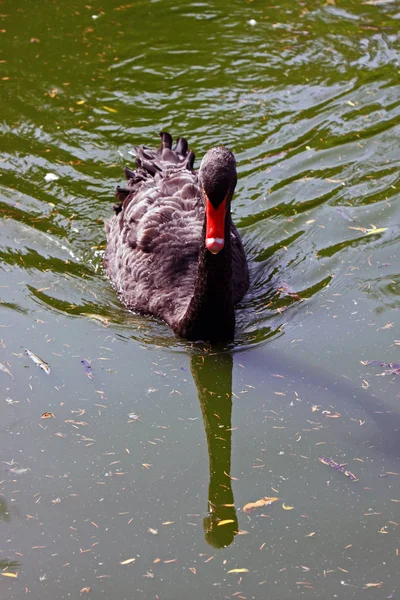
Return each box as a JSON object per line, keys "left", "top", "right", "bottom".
{"left": 124, "top": 167, "right": 135, "bottom": 180}
{"left": 119, "top": 133, "right": 196, "bottom": 203}
{"left": 174, "top": 137, "right": 188, "bottom": 155}
{"left": 160, "top": 131, "right": 173, "bottom": 149}
{"left": 186, "top": 150, "right": 195, "bottom": 171}
{"left": 159, "top": 132, "right": 195, "bottom": 171}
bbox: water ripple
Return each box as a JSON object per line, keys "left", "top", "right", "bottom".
{"left": 1, "top": 0, "right": 399, "bottom": 350}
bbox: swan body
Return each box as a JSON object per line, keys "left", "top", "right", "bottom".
{"left": 104, "top": 132, "right": 249, "bottom": 341}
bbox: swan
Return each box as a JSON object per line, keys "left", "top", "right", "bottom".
{"left": 104, "top": 132, "right": 249, "bottom": 341}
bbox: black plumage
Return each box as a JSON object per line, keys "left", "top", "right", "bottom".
{"left": 104, "top": 132, "right": 249, "bottom": 341}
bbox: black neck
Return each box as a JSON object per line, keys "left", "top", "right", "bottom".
{"left": 179, "top": 212, "right": 234, "bottom": 342}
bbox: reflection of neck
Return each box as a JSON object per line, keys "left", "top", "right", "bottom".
{"left": 190, "top": 353, "right": 238, "bottom": 548}
{"left": 180, "top": 215, "right": 234, "bottom": 341}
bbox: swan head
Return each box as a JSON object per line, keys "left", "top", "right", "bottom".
{"left": 199, "top": 147, "right": 237, "bottom": 255}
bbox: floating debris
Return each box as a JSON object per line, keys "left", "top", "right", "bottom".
{"left": 277, "top": 283, "right": 303, "bottom": 301}
{"left": 361, "top": 360, "right": 400, "bottom": 375}
{"left": 0, "top": 362, "right": 13, "bottom": 378}
{"left": 322, "top": 410, "right": 341, "bottom": 418}
{"left": 5, "top": 397, "right": 18, "bottom": 405}
{"left": 8, "top": 467, "right": 30, "bottom": 475}
{"left": 81, "top": 358, "right": 94, "bottom": 379}
{"left": 103, "top": 105, "right": 118, "bottom": 113}
{"left": 243, "top": 497, "right": 280, "bottom": 513}
{"left": 120, "top": 558, "right": 136, "bottom": 565}
{"left": 363, "top": 582, "right": 383, "bottom": 589}
{"left": 86, "top": 313, "right": 110, "bottom": 327}
{"left": 318, "top": 457, "right": 358, "bottom": 481}
{"left": 128, "top": 413, "right": 140, "bottom": 422}
{"left": 41, "top": 412, "right": 55, "bottom": 419}
{"left": 44, "top": 173, "right": 59, "bottom": 182}
{"left": 336, "top": 206, "right": 354, "bottom": 223}
{"left": 349, "top": 225, "right": 387, "bottom": 236}
{"left": 227, "top": 568, "right": 249, "bottom": 574}
{"left": 25, "top": 349, "right": 51, "bottom": 375}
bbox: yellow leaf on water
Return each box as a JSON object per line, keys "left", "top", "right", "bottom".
{"left": 76, "top": 100, "right": 86, "bottom": 105}
{"left": 103, "top": 105, "right": 118, "bottom": 113}
{"left": 120, "top": 558, "right": 136, "bottom": 565}
{"left": 366, "top": 227, "right": 387, "bottom": 235}
{"left": 227, "top": 568, "right": 249, "bottom": 574}
{"left": 282, "top": 503, "right": 294, "bottom": 510}
{"left": 348, "top": 226, "right": 387, "bottom": 236}
{"left": 1, "top": 572, "right": 18, "bottom": 578}
{"left": 217, "top": 519, "right": 235, "bottom": 526}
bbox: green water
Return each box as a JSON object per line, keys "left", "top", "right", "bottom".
{"left": 1, "top": 0, "right": 400, "bottom": 598}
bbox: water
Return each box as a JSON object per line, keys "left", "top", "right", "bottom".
{"left": 1, "top": 0, "right": 400, "bottom": 598}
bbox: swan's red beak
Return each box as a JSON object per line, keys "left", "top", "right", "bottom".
{"left": 205, "top": 195, "right": 227, "bottom": 255}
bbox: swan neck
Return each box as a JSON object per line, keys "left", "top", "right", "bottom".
{"left": 179, "top": 213, "right": 234, "bottom": 341}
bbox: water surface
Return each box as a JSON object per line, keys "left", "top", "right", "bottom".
{"left": 1, "top": 0, "right": 400, "bottom": 598}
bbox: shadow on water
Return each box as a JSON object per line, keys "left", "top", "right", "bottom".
{"left": 238, "top": 347, "right": 400, "bottom": 459}
{"left": 190, "top": 345, "right": 400, "bottom": 552}
{"left": 190, "top": 353, "right": 238, "bottom": 549}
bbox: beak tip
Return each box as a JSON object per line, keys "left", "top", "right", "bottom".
{"left": 206, "top": 237, "right": 225, "bottom": 254}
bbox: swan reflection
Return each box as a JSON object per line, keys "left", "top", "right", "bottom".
{"left": 190, "top": 353, "right": 238, "bottom": 548}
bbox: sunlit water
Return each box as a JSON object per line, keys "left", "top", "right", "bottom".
{"left": 1, "top": 0, "right": 400, "bottom": 598}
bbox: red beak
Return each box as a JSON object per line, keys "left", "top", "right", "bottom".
{"left": 205, "top": 194, "right": 227, "bottom": 254}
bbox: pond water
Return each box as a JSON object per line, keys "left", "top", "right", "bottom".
{"left": 1, "top": 0, "right": 400, "bottom": 598}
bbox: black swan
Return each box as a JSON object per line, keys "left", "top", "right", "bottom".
{"left": 104, "top": 132, "right": 249, "bottom": 341}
